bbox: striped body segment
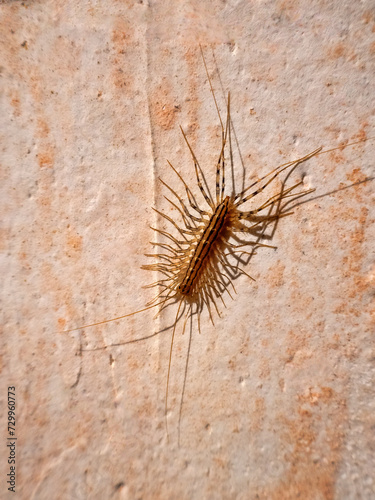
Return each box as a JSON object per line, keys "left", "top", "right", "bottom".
{"left": 179, "top": 196, "right": 231, "bottom": 295}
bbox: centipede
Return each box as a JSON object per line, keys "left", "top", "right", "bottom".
{"left": 61, "top": 46, "right": 372, "bottom": 441}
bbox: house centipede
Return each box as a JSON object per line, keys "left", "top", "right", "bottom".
{"left": 60, "top": 46, "right": 372, "bottom": 441}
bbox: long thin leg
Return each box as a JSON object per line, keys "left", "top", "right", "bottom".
{"left": 178, "top": 312, "right": 193, "bottom": 447}
{"left": 200, "top": 44, "right": 224, "bottom": 132}
{"left": 59, "top": 295, "right": 176, "bottom": 335}
{"left": 216, "top": 131, "right": 225, "bottom": 204}
{"left": 215, "top": 93, "right": 230, "bottom": 204}
{"left": 221, "top": 94, "right": 231, "bottom": 203}
{"left": 166, "top": 161, "right": 210, "bottom": 216}
{"left": 165, "top": 298, "right": 184, "bottom": 441}
{"left": 201, "top": 289, "right": 215, "bottom": 326}
{"left": 199, "top": 45, "right": 229, "bottom": 206}
{"left": 235, "top": 147, "right": 322, "bottom": 207}
{"left": 233, "top": 136, "right": 372, "bottom": 205}
{"left": 149, "top": 241, "right": 185, "bottom": 255}
{"left": 238, "top": 183, "right": 315, "bottom": 219}
{"left": 149, "top": 226, "right": 187, "bottom": 247}
{"left": 152, "top": 207, "right": 196, "bottom": 237}
{"left": 163, "top": 195, "right": 199, "bottom": 230}
{"left": 180, "top": 127, "right": 214, "bottom": 209}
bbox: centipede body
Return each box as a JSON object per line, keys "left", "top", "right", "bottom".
{"left": 62, "top": 46, "right": 372, "bottom": 442}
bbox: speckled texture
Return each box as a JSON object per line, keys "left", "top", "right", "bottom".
{"left": 1, "top": 1, "right": 374, "bottom": 499}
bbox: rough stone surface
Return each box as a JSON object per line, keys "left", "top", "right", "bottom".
{"left": 1, "top": 1, "right": 374, "bottom": 499}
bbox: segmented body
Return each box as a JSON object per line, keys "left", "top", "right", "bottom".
{"left": 62, "top": 46, "right": 371, "bottom": 441}
{"left": 179, "top": 196, "right": 231, "bottom": 295}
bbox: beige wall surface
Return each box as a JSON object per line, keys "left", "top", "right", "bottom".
{"left": 1, "top": 1, "right": 374, "bottom": 499}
